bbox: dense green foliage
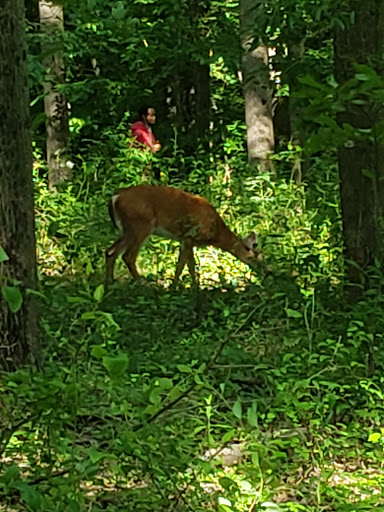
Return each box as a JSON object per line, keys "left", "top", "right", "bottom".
{"left": 2, "top": 143, "right": 384, "bottom": 510}
{"left": 2, "top": 0, "right": 384, "bottom": 510}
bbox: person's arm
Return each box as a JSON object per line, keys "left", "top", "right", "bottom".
{"left": 151, "top": 140, "right": 161, "bottom": 153}
{"left": 132, "top": 124, "right": 161, "bottom": 152}
{"left": 141, "top": 128, "right": 161, "bottom": 153}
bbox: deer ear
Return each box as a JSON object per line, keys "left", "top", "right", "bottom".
{"left": 243, "top": 232, "right": 258, "bottom": 250}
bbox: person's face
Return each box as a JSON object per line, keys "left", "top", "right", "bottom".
{"left": 145, "top": 108, "right": 156, "bottom": 125}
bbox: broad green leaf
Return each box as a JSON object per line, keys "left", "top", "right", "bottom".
{"left": 102, "top": 353, "right": 129, "bottom": 378}
{"left": 2, "top": 464, "right": 20, "bottom": 484}
{"left": 218, "top": 503, "right": 233, "bottom": 512}
{"left": 232, "top": 399, "right": 242, "bottom": 420}
{"left": 239, "top": 480, "right": 252, "bottom": 491}
{"left": 81, "top": 311, "right": 97, "bottom": 320}
{"left": 14, "top": 482, "right": 42, "bottom": 511}
{"left": 193, "top": 425, "right": 206, "bottom": 435}
{"left": 247, "top": 403, "right": 258, "bottom": 427}
{"left": 251, "top": 452, "right": 259, "bottom": 466}
{"left": 156, "top": 378, "right": 173, "bottom": 389}
{"left": 88, "top": 446, "right": 106, "bottom": 463}
{"left": 286, "top": 308, "right": 302, "bottom": 318}
{"left": 2, "top": 285, "right": 23, "bottom": 313}
{"left": 368, "top": 432, "right": 382, "bottom": 443}
{"left": 91, "top": 345, "right": 108, "bottom": 359}
{"left": 0, "top": 245, "right": 9, "bottom": 262}
{"left": 93, "top": 284, "right": 104, "bottom": 301}
{"left": 222, "top": 430, "right": 235, "bottom": 443}
{"left": 177, "top": 364, "right": 192, "bottom": 373}
{"left": 65, "top": 500, "right": 81, "bottom": 512}
{"left": 149, "top": 387, "right": 162, "bottom": 405}
{"left": 219, "top": 477, "right": 237, "bottom": 491}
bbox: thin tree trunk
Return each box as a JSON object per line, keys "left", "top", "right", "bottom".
{"left": 239, "top": 0, "right": 275, "bottom": 172}
{"left": 166, "top": 61, "right": 210, "bottom": 156}
{"left": 334, "top": 0, "right": 384, "bottom": 302}
{"left": 287, "top": 42, "right": 306, "bottom": 184}
{"left": 195, "top": 62, "right": 210, "bottom": 143}
{"left": 0, "top": 0, "right": 38, "bottom": 370}
{"left": 39, "top": 1, "right": 70, "bottom": 189}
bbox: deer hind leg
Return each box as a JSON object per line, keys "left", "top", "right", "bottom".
{"left": 174, "top": 242, "right": 195, "bottom": 283}
{"left": 105, "top": 236, "right": 132, "bottom": 283}
{"left": 121, "top": 220, "right": 155, "bottom": 280}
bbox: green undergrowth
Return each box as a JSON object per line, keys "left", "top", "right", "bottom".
{"left": 2, "top": 153, "right": 384, "bottom": 511}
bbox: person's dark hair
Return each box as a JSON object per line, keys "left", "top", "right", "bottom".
{"left": 138, "top": 105, "right": 153, "bottom": 120}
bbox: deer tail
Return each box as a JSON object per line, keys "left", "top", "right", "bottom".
{"left": 108, "top": 195, "right": 123, "bottom": 232}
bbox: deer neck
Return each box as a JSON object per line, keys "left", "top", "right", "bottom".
{"left": 214, "top": 219, "right": 239, "bottom": 253}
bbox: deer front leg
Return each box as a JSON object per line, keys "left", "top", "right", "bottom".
{"left": 174, "top": 242, "right": 195, "bottom": 283}
{"left": 122, "top": 246, "right": 141, "bottom": 279}
{"left": 121, "top": 221, "right": 154, "bottom": 280}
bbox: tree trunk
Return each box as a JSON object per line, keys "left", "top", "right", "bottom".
{"left": 239, "top": 0, "right": 275, "bottom": 172}
{"left": 0, "top": 0, "right": 39, "bottom": 370}
{"left": 166, "top": 61, "right": 210, "bottom": 156}
{"left": 287, "top": 42, "right": 306, "bottom": 183}
{"left": 334, "top": 0, "right": 384, "bottom": 302}
{"left": 39, "top": 1, "right": 70, "bottom": 189}
{"left": 194, "top": 62, "right": 211, "bottom": 144}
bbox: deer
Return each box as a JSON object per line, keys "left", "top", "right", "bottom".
{"left": 105, "top": 185, "right": 263, "bottom": 284}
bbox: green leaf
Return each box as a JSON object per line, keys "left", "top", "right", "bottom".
{"left": 368, "top": 432, "right": 382, "bottom": 443}
{"left": 88, "top": 446, "right": 106, "bottom": 463}
{"left": 0, "top": 245, "right": 9, "bottom": 262}
{"left": 14, "top": 482, "right": 42, "bottom": 511}
{"left": 65, "top": 500, "right": 81, "bottom": 512}
{"left": 93, "top": 284, "right": 104, "bottom": 301}
{"left": 247, "top": 403, "right": 258, "bottom": 427}
{"left": 2, "top": 464, "right": 20, "bottom": 485}
{"left": 286, "top": 308, "right": 302, "bottom": 318}
{"left": 149, "top": 387, "right": 162, "bottom": 405}
{"left": 2, "top": 285, "right": 23, "bottom": 313}
{"left": 112, "top": 1, "right": 126, "bottom": 19}
{"left": 102, "top": 353, "right": 129, "bottom": 378}
{"left": 177, "top": 364, "right": 192, "bottom": 373}
{"left": 91, "top": 345, "right": 108, "bottom": 359}
{"left": 157, "top": 378, "right": 173, "bottom": 389}
{"left": 232, "top": 399, "right": 242, "bottom": 420}
{"left": 222, "top": 429, "right": 235, "bottom": 443}
{"left": 298, "top": 74, "right": 328, "bottom": 90}
{"left": 218, "top": 503, "right": 233, "bottom": 512}
{"left": 81, "top": 311, "right": 97, "bottom": 320}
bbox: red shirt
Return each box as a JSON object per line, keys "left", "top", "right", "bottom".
{"left": 130, "top": 121, "right": 156, "bottom": 148}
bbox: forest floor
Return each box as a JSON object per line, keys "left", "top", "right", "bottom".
{"left": 2, "top": 170, "right": 384, "bottom": 511}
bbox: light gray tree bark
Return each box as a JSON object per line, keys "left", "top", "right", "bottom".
{"left": 239, "top": 0, "right": 275, "bottom": 172}
{"left": 39, "top": 1, "right": 70, "bottom": 189}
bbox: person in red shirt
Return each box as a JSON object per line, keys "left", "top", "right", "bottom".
{"left": 130, "top": 106, "right": 161, "bottom": 153}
